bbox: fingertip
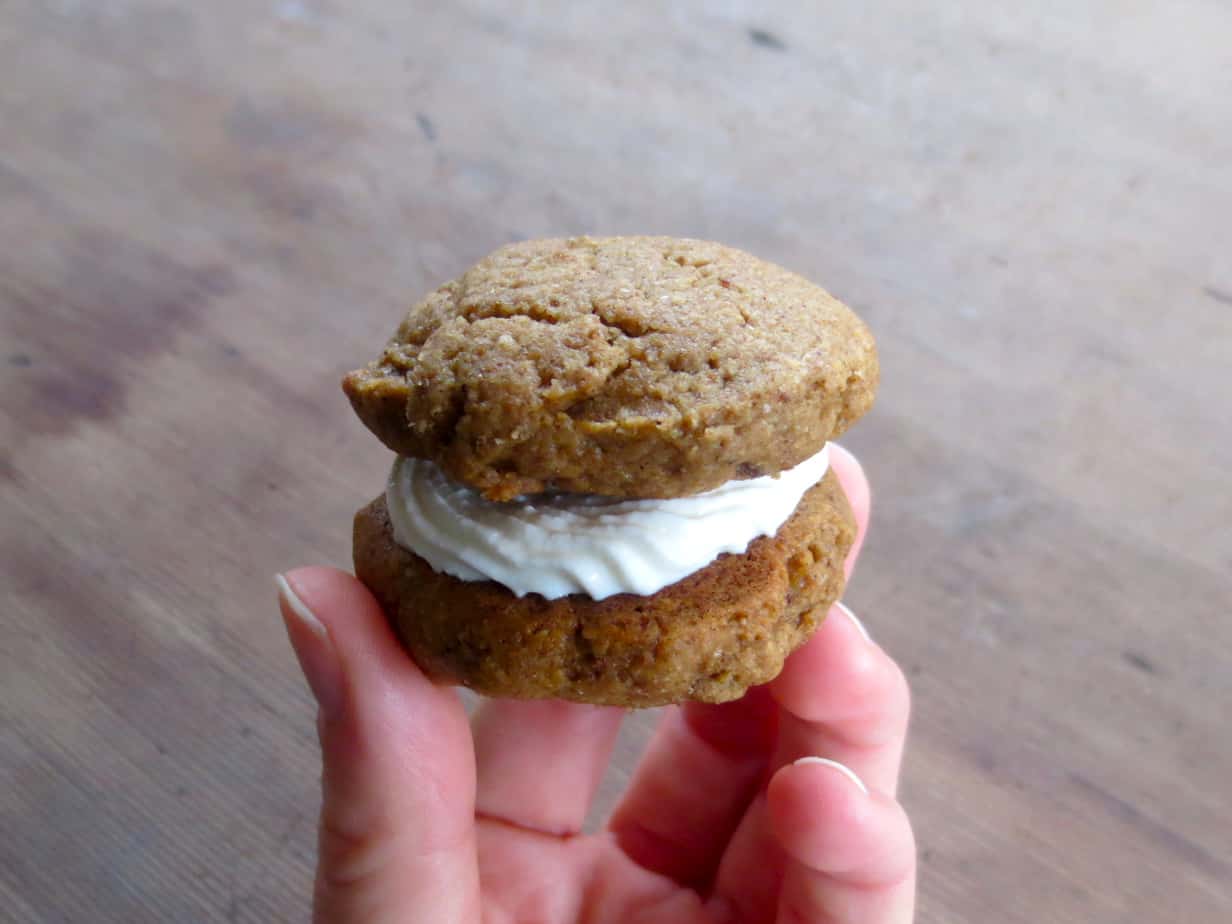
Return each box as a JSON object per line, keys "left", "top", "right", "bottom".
{"left": 771, "top": 602, "right": 882, "bottom": 723}
{"left": 769, "top": 758, "right": 915, "bottom": 886}
{"left": 282, "top": 566, "right": 385, "bottom": 632}
{"left": 793, "top": 756, "right": 869, "bottom": 794}
{"left": 833, "top": 601, "right": 872, "bottom": 643}
{"left": 768, "top": 758, "right": 871, "bottom": 870}
{"left": 277, "top": 572, "right": 329, "bottom": 639}
{"left": 828, "top": 442, "right": 870, "bottom": 531}
{"left": 277, "top": 571, "right": 344, "bottom": 718}
{"left": 278, "top": 565, "right": 469, "bottom": 765}
{"left": 280, "top": 566, "right": 389, "bottom": 667}
{"left": 281, "top": 566, "right": 431, "bottom": 687}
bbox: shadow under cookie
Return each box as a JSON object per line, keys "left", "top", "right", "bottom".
{"left": 353, "top": 469, "right": 855, "bottom": 707}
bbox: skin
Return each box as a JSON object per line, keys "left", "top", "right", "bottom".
{"left": 278, "top": 445, "right": 915, "bottom": 923}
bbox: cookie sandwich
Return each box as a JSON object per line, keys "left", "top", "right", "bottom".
{"left": 343, "top": 236, "right": 877, "bottom": 707}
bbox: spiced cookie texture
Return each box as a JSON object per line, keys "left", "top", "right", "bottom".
{"left": 343, "top": 236, "right": 877, "bottom": 501}
{"left": 345, "top": 236, "right": 877, "bottom": 706}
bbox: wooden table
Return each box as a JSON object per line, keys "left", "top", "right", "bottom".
{"left": 3, "top": 2, "right": 1229, "bottom": 920}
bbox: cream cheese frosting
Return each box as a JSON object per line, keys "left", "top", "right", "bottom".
{"left": 385, "top": 444, "right": 831, "bottom": 600}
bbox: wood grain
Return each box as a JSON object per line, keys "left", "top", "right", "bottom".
{"left": 2, "top": 1, "right": 1230, "bottom": 921}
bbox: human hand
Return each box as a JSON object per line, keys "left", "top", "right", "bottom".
{"left": 277, "top": 445, "right": 914, "bottom": 923}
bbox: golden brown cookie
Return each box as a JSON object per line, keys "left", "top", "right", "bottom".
{"left": 353, "top": 469, "right": 856, "bottom": 707}
{"left": 343, "top": 236, "right": 877, "bottom": 500}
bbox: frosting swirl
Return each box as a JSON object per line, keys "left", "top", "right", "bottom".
{"left": 385, "top": 445, "right": 831, "bottom": 600}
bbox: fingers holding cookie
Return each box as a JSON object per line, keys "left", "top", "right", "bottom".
{"left": 770, "top": 442, "right": 909, "bottom": 794}
{"left": 472, "top": 698, "right": 624, "bottom": 837}
{"left": 607, "top": 686, "right": 779, "bottom": 888}
{"left": 771, "top": 602, "right": 912, "bottom": 796}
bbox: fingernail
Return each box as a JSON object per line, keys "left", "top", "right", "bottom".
{"left": 276, "top": 573, "right": 342, "bottom": 717}
{"left": 277, "top": 573, "right": 328, "bottom": 638}
{"left": 793, "top": 756, "right": 870, "bottom": 795}
{"left": 834, "top": 601, "right": 872, "bottom": 643}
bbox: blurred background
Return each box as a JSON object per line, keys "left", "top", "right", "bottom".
{"left": 2, "top": 2, "right": 1229, "bottom": 921}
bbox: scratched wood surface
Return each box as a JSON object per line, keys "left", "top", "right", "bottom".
{"left": 2, "top": 2, "right": 1230, "bottom": 921}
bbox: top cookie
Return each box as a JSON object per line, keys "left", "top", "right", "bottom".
{"left": 343, "top": 236, "right": 877, "bottom": 500}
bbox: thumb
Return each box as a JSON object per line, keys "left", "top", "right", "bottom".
{"left": 277, "top": 567, "right": 480, "bottom": 924}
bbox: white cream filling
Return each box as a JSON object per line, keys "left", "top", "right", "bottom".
{"left": 385, "top": 444, "right": 831, "bottom": 601}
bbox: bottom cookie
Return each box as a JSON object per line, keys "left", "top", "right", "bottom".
{"left": 352, "top": 469, "right": 855, "bottom": 707}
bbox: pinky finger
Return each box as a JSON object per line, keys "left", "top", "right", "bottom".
{"left": 768, "top": 757, "right": 916, "bottom": 924}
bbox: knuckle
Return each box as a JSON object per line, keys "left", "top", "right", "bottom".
{"left": 317, "top": 815, "right": 394, "bottom": 892}
{"left": 885, "top": 659, "right": 912, "bottom": 727}
{"left": 879, "top": 807, "right": 918, "bottom": 887}
{"left": 844, "top": 656, "right": 911, "bottom": 748}
{"left": 845, "top": 645, "right": 884, "bottom": 695}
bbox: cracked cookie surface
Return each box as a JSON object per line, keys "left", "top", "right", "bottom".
{"left": 353, "top": 469, "right": 856, "bottom": 706}
{"left": 343, "top": 236, "right": 878, "bottom": 499}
